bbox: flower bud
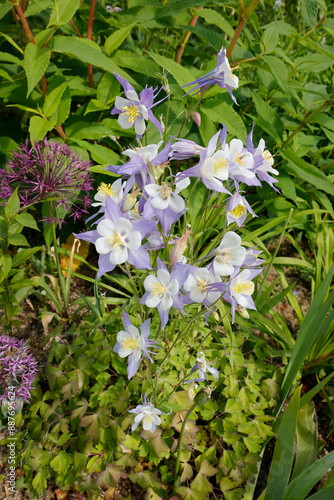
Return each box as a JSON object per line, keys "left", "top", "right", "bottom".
{"left": 121, "top": 188, "right": 140, "bottom": 212}
{"left": 235, "top": 306, "right": 250, "bottom": 319}
{"left": 194, "top": 391, "right": 209, "bottom": 406}
{"left": 192, "top": 111, "right": 201, "bottom": 127}
{"left": 170, "top": 229, "right": 191, "bottom": 266}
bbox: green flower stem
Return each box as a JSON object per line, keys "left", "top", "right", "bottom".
{"left": 163, "top": 93, "right": 171, "bottom": 147}
{"left": 174, "top": 392, "right": 209, "bottom": 485}
{"left": 257, "top": 208, "right": 293, "bottom": 296}
{"left": 49, "top": 203, "right": 68, "bottom": 317}
{"left": 184, "top": 178, "right": 200, "bottom": 205}
{"left": 147, "top": 359, "right": 157, "bottom": 406}
{"left": 123, "top": 263, "right": 145, "bottom": 321}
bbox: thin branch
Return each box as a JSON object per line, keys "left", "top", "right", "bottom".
{"left": 175, "top": 7, "right": 203, "bottom": 64}
{"left": 87, "top": 0, "right": 97, "bottom": 88}
{"left": 226, "top": 0, "right": 261, "bottom": 59}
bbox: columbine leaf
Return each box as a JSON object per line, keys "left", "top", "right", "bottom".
{"left": 24, "top": 43, "right": 51, "bottom": 97}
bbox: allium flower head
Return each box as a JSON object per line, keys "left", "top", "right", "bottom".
{"left": 0, "top": 336, "right": 38, "bottom": 411}
{"left": 0, "top": 139, "right": 93, "bottom": 225}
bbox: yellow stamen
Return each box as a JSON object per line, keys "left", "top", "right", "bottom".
{"left": 144, "top": 414, "right": 153, "bottom": 424}
{"left": 108, "top": 230, "right": 125, "bottom": 248}
{"left": 263, "top": 150, "right": 274, "bottom": 165}
{"left": 121, "top": 337, "right": 140, "bottom": 351}
{"left": 121, "top": 105, "right": 141, "bottom": 124}
{"left": 216, "top": 249, "right": 231, "bottom": 263}
{"left": 212, "top": 158, "right": 228, "bottom": 175}
{"left": 196, "top": 278, "right": 208, "bottom": 293}
{"left": 228, "top": 204, "right": 246, "bottom": 219}
{"left": 150, "top": 282, "right": 168, "bottom": 298}
{"left": 234, "top": 153, "right": 246, "bottom": 167}
{"left": 98, "top": 182, "right": 117, "bottom": 200}
{"left": 159, "top": 183, "right": 172, "bottom": 200}
{"left": 233, "top": 281, "right": 254, "bottom": 295}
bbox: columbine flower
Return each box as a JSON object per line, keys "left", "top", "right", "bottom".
{"left": 92, "top": 179, "right": 125, "bottom": 208}
{"left": 223, "top": 268, "right": 262, "bottom": 321}
{"left": 0, "top": 139, "right": 93, "bottom": 225}
{"left": 182, "top": 47, "right": 238, "bottom": 103}
{"left": 169, "top": 139, "right": 205, "bottom": 160}
{"left": 129, "top": 394, "right": 170, "bottom": 433}
{"left": 224, "top": 139, "right": 260, "bottom": 187}
{"left": 0, "top": 336, "right": 38, "bottom": 411}
{"left": 111, "top": 73, "right": 164, "bottom": 139}
{"left": 246, "top": 125, "right": 279, "bottom": 190}
{"left": 175, "top": 129, "right": 230, "bottom": 194}
{"left": 113, "top": 313, "right": 159, "bottom": 380}
{"left": 226, "top": 193, "right": 256, "bottom": 227}
{"left": 183, "top": 267, "right": 222, "bottom": 306}
{"left": 74, "top": 196, "right": 155, "bottom": 277}
{"left": 212, "top": 231, "right": 246, "bottom": 276}
{"left": 185, "top": 352, "right": 219, "bottom": 384}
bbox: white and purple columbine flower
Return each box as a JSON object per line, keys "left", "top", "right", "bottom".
{"left": 224, "top": 138, "right": 260, "bottom": 188}
{"left": 141, "top": 260, "right": 189, "bottom": 328}
{"left": 175, "top": 128, "right": 230, "bottom": 194}
{"left": 182, "top": 47, "right": 238, "bottom": 103}
{"left": 183, "top": 267, "right": 222, "bottom": 307}
{"left": 129, "top": 394, "right": 170, "bottom": 433}
{"left": 223, "top": 268, "right": 262, "bottom": 322}
{"left": 74, "top": 196, "right": 155, "bottom": 277}
{"left": 212, "top": 231, "right": 246, "bottom": 276}
{"left": 0, "top": 336, "right": 38, "bottom": 412}
{"left": 185, "top": 352, "right": 219, "bottom": 384}
{"left": 226, "top": 192, "right": 256, "bottom": 227}
{"left": 113, "top": 313, "right": 159, "bottom": 380}
{"left": 111, "top": 73, "right": 164, "bottom": 139}
{"left": 106, "top": 140, "right": 171, "bottom": 191}
{"left": 92, "top": 179, "right": 125, "bottom": 208}
{"left": 246, "top": 124, "right": 279, "bottom": 190}
{"left": 143, "top": 177, "right": 190, "bottom": 235}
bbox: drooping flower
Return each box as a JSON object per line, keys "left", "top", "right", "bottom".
{"left": 74, "top": 196, "right": 155, "bottom": 277}
{"left": 0, "top": 139, "right": 93, "bottom": 225}
{"left": 0, "top": 336, "right": 38, "bottom": 412}
{"left": 111, "top": 73, "right": 164, "bottom": 139}
{"left": 113, "top": 313, "right": 159, "bottom": 379}
{"left": 224, "top": 268, "right": 262, "bottom": 321}
{"left": 226, "top": 192, "right": 256, "bottom": 227}
{"left": 169, "top": 139, "right": 205, "bottom": 160}
{"left": 185, "top": 352, "right": 219, "bottom": 384}
{"left": 129, "top": 394, "right": 170, "bottom": 433}
{"left": 182, "top": 47, "right": 238, "bottom": 103}
{"left": 212, "top": 231, "right": 246, "bottom": 276}
{"left": 246, "top": 124, "right": 279, "bottom": 190}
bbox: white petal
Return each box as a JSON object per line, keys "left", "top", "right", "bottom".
{"left": 213, "top": 260, "right": 234, "bottom": 276}
{"left": 116, "top": 217, "right": 133, "bottom": 234}
{"left": 97, "top": 218, "right": 115, "bottom": 237}
{"left": 229, "top": 139, "right": 243, "bottom": 155}
{"left": 160, "top": 294, "right": 173, "bottom": 311}
{"left": 183, "top": 274, "right": 196, "bottom": 292}
{"left": 126, "top": 230, "right": 141, "bottom": 251}
{"left": 151, "top": 195, "right": 170, "bottom": 210}
{"left": 95, "top": 237, "right": 111, "bottom": 255}
{"left": 190, "top": 289, "right": 205, "bottom": 303}
{"left": 118, "top": 114, "right": 133, "bottom": 129}
{"left": 219, "top": 231, "right": 241, "bottom": 250}
{"left": 145, "top": 184, "right": 162, "bottom": 197}
{"left": 144, "top": 274, "right": 159, "bottom": 290}
{"left": 125, "top": 90, "right": 139, "bottom": 101}
{"left": 134, "top": 117, "right": 146, "bottom": 136}
{"left": 118, "top": 346, "right": 131, "bottom": 357}
{"left": 110, "top": 246, "right": 128, "bottom": 265}
{"left": 168, "top": 193, "right": 185, "bottom": 213}
{"left": 175, "top": 177, "right": 190, "bottom": 193}
{"left": 116, "top": 330, "right": 129, "bottom": 342}
{"left": 127, "top": 325, "right": 139, "bottom": 337}
{"left": 145, "top": 294, "right": 162, "bottom": 308}
{"left": 230, "top": 247, "right": 247, "bottom": 266}
{"left": 115, "top": 96, "right": 131, "bottom": 109}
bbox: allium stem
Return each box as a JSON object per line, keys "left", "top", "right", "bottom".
{"left": 49, "top": 202, "right": 68, "bottom": 317}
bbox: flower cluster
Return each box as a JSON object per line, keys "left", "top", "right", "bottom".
{"left": 0, "top": 139, "right": 93, "bottom": 225}
{"left": 75, "top": 55, "right": 279, "bottom": 433}
{"left": 0, "top": 336, "right": 38, "bottom": 410}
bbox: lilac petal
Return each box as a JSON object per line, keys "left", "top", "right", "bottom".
{"left": 127, "top": 247, "right": 152, "bottom": 270}
{"left": 220, "top": 125, "right": 227, "bottom": 148}
{"left": 114, "top": 73, "right": 135, "bottom": 94}
{"left": 171, "top": 263, "right": 190, "bottom": 286}
{"left": 158, "top": 207, "right": 183, "bottom": 236}
{"left": 140, "top": 87, "right": 154, "bottom": 107}
{"left": 123, "top": 312, "right": 132, "bottom": 330}
{"left": 158, "top": 307, "right": 169, "bottom": 329}
{"left": 97, "top": 253, "right": 116, "bottom": 278}
{"left": 74, "top": 230, "right": 99, "bottom": 243}
{"left": 246, "top": 122, "right": 255, "bottom": 153}
{"left": 128, "top": 356, "right": 140, "bottom": 380}
{"left": 140, "top": 318, "right": 151, "bottom": 340}
{"left": 105, "top": 196, "right": 124, "bottom": 222}
{"left": 152, "top": 138, "right": 172, "bottom": 165}
{"left": 147, "top": 109, "right": 162, "bottom": 134}
{"left": 207, "top": 366, "right": 219, "bottom": 380}
{"left": 207, "top": 131, "right": 220, "bottom": 157}
{"left": 133, "top": 220, "right": 156, "bottom": 238}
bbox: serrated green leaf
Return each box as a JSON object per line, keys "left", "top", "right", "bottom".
{"left": 43, "top": 82, "right": 68, "bottom": 118}
{"left": 48, "top": 0, "right": 81, "bottom": 27}
{"left": 201, "top": 100, "right": 247, "bottom": 141}
{"left": 113, "top": 50, "right": 160, "bottom": 77}
{"left": 8, "top": 234, "right": 29, "bottom": 247}
{"left": 32, "top": 472, "right": 47, "bottom": 493}
{"left": 105, "top": 23, "right": 137, "bottom": 55}
{"left": 179, "top": 24, "right": 225, "bottom": 52}
{"left": 25, "top": 0, "right": 53, "bottom": 17}
{"left": 5, "top": 189, "right": 20, "bottom": 219}
{"left": 50, "top": 450, "right": 72, "bottom": 474}
{"left": 262, "top": 23, "right": 279, "bottom": 53}
{"left": 148, "top": 51, "right": 195, "bottom": 88}
{"left": 251, "top": 92, "right": 284, "bottom": 143}
{"left": 0, "top": 255, "right": 12, "bottom": 278}
{"left": 15, "top": 212, "right": 39, "bottom": 230}
{"left": 279, "top": 148, "right": 334, "bottom": 196}
{"left": 29, "top": 116, "right": 56, "bottom": 144}
{"left": 262, "top": 55, "right": 288, "bottom": 93}
{"left": 51, "top": 36, "right": 136, "bottom": 85}
{"left": 12, "top": 247, "right": 41, "bottom": 267}
{"left": 197, "top": 8, "right": 234, "bottom": 37}
{"left": 24, "top": 43, "right": 51, "bottom": 97}
{"left": 300, "top": 0, "right": 318, "bottom": 28}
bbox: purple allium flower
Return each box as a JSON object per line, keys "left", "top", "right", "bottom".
{"left": 182, "top": 47, "right": 238, "bottom": 103}
{"left": 111, "top": 73, "right": 165, "bottom": 139}
{"left": 0, "top": 139, "right": 93, "bottom": 226}
{"left": 0, "top": 336, "right": 38, "bottom": 410}
{"left": 113, "top": 313, "right": 159, "bottom": 380}
{"left": 129, "top": 394, "right": 170, "bottom": 433}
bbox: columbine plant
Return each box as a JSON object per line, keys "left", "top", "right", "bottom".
{"left": 75, "top": 45, "right": 279, "bottom": 480}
